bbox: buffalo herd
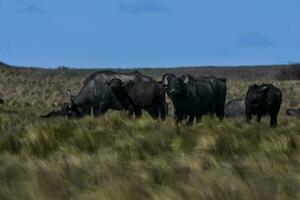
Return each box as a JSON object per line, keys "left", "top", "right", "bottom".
{"left": 1, "top": 70, "right": 299, "bottom": 127}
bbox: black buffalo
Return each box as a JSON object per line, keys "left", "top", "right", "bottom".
{"left": 224, "top": 98, "right": 245, "bottom": 117}
{"left": 40, "top": 103, "right": 70, "bottom": 118}
{"left": 0, "top": 98, "right": 3, "bottom": 105}
{"left": 109, "top": 77, "right": 167, "bottom": 120}
{"left": 245, "top": 83, "right": 282, "bottom": 127}
{"left": 65, "top": 77, "right": 122, "bottom": 118}
{"left": 161, "top": 73, "right": 227, "bottom": 121}
{"left": 286, "top": 108, "right": 300, "bottom": 117}
{"left": 166, "top": 75, "right": 215, "bottom": 125}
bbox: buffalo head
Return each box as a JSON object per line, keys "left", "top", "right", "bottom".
{"left": 108, "top": 78, "right": 135, "bottom": 91}
{"left": 160, "top": 73, "right": 176, "bottom": 88}
{"left": 166, "top": 76, "right": 187, "bottom": 97}
{"left": 65, "top": 90, "right": 82, "bottom": 119}
{"left": 246, "top": 84, "right": 270, "bottom": 108}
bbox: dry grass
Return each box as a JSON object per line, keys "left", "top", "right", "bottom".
{"left": 0, "top": 63, "right": 300, "bottom": 200}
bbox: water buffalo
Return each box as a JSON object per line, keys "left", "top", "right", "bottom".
{"left": 65, "top": 77, "right": 122, "bottom": 118}
{"left": 224, "top": 98, "right": 245, "bottom": 117}
{"left": 40, "top": 103, "right": 70, "bottom": 118}
{"left": 161, "top": 73, "right": 227, "bottom": 120}
{"left": 245, "top": 83, "right": 282, "bottom": 127}
{"left": 0, "top": 98, "right": 3, "bottom": 104}
{"left": 109, "top": 78, "right": 167, "bottom": 120}
{"left": 286, "top": 108, "right": 300, "bottom": 117}
{"left": 166, "top": 75, "right": 215, "bottom": 125}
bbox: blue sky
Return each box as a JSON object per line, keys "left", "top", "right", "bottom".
{"left": 0, "top": 0, "right": 300, "bottom": 68}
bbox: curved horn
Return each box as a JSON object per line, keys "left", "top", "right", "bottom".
{"left": 66, "top": 90, "right": 75, "bottom": 104}
{"left": 183, "top": 75, "right": 189, "bottom": 84}
{"left": 66, "top": 90, "right": 71, "bottom": 97}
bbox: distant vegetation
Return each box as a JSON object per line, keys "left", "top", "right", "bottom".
{"left": 0, "top": 62, "right": 300, "bottom": 200}
{"left": 277, "top": 63, "right": 300, "bottom": 80}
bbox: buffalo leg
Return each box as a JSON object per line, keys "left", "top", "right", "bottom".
{"left": 158, "top": 98, "right": 167, "bottom": 120}
{"left": 270, "top": 114, "right": 278, "bottom": 127}
{"left": 246, "top": 108, "right": 252, "bottom": 124}
{"left": 127, "top": 104, "right": 135, "bottom": 118}
{"left": 175, "top": 113, "right": 184, "bottom": 124}
{"left": 93, "top": 103, "right": 108, "bottom": 117}
{"left": 150, "top": 107, "right": 159, "bottom": 119}
{"left": 134, "top": 108, "right": 142, "bottom": 118}
{"left": 149, "top": 107, "right": 159, "bottom": 119}
{"left": 256, "top": 113, "right": 262, "bottom": 123}
{"left": 270, "top": 105, "right": 280, "bottom": 128}
{"left": 187, "top": 115, "right": 195, "bottom": 126}
{"left": 215, "top": 103, "right": 225, "bottom": 121}
{"left": 196, "top": 115, "right": 202, "bottom": 122}
{"left": 215, "top": 110, "right": 224, "bottom": 121}
{"left": 83, "top": 107, "right": 92, "bottom": 116}
{"left": 128, "top": 110, "right": 134, "bottom": 118}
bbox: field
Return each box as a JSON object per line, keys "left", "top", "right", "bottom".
{"left": 0, "top": 62, "right": 300, "bottom": 200}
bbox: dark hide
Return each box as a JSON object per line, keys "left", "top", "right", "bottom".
{"left": 166, "top": 76, "right": 215, "bottom": 125}
{"left": 245, "top": 83, "right": 282, "bottom": 127}
{"left": 185, "top": 75, "right": 227, "bottom": 120}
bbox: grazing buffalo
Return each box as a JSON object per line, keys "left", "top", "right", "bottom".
{"left": 40, "top": 103, "right": 70, "bottom": 118}
{"left": 224, "top": 98, "right": 245, "bottom": 117}
{"left": 109, "top": 78, "right": 167, "bottom": 120}
{"left": 65, "top": 77, "right": 122, "bottom": 118}
{"left": 0, "top": 98, "right": 3, "bottom": 104}
{"left": 245, "top": 83, "right": 282, "bottom": 127}
{"left": 166, "top": 75, "right": 215, "bottom": 125}
{"left": 286, "top": 108, "right": 300, "bottom": 117}
{"left": 161, "top": 73, "right": 227, "bottom": 121}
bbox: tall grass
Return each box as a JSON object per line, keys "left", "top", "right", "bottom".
{"left": 0, "top": 112, "right": 299, "bottom": 200}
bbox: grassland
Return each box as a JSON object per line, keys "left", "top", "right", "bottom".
{"left": 0, "top": 62, "right": 300, "bottom": 200}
